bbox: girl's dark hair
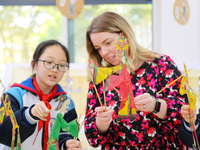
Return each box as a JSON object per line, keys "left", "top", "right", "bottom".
{"left": 32, "top": 40, "right": 70, "bottom": 76}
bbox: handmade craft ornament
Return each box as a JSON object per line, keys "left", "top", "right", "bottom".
{"left": 114, "top": 33, "right": 129, "bottom": 51}
{"left": 50, "top": 94, "right": 68, "bottom": 111}
{"left": 89, "top": 60, "right": 122, "bottom": 85}
{"left": 1, "top": 95, "right": 21, "bottom": 150}
{"left": 47, "top": 114, "right": 79, "bottom": 150}
{"left": 180, "top": 76, "right": 187, "bottom": 95}
{"left": 0, "top": 107, "right": 5, "bottom": 124}
{"left": 0, "top": 80, "right": 21, "bottom": 149}
{"left": 47, "top": 98, "right": 79, "bottom": 150}
{"left": 158, "top": 67, "right": 192, "bottom": 94}
{"left": 118, "top": 66, "right": 137, "bottom": 117}
{"left": 182, "top": 63, "right": 199, "bottom": 149}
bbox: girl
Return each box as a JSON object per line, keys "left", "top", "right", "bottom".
{"left": 0, "top": 40, "right": 81, "bottom": 150}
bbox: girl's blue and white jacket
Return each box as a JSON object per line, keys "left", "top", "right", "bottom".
{"left": 0, "top": 78, "right": 77, "bottom": 150}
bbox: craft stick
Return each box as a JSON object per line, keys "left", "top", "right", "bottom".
{"left": 188, "top": 109, "right": 200, "bottom": 149}
{"left": 89, "top": 69, "right": 103, "bottom": 107}
{"left": 79, "top": 118, "right": 84, "bottom": 131}
{"left": 103, "top": 80, "right": 107, "bottom": 111}
{"left": 93, "top": 84, "right": 103, "bottom": 107}
{"left": 73, "top": 137, "right": 77, "bottom": 144}
{"left": 77, "top": 114, "right": 82, "bottom": 124}
{"left": 157, "top": 67, "right": 192, "bottom": 94}
{"left": 114, "top": 87, "right": 120, "bottom": 95}
{"left": 49, "top": 107, "right": 57, "bottom": 112}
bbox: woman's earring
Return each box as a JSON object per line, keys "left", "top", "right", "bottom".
{"left": 101, "top": 59, "right": 107, "bottom": 67}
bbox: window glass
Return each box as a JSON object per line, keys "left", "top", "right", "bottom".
{"left": 0, "top": 4, "right": 152, "bottom": 77}
{"left": 0, "top": 6, "right": 63, "bottom": 77}
{"left": 74, "top": 4, "right": 152, "bottom": 63}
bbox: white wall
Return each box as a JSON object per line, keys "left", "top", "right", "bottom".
{"left": 153, "top": 0, "right": 200, "bottom": 71}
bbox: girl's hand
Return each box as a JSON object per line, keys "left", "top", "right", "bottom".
{"left": 31, "top": 101, "right": 50, "bottom": 121}
{"left": 134, "top": 93, "right": 156, "bottom": 113}
{"left": 95, "top": 106, "right": 114, "bottom": 135}
{"left": 181, "top": 105, "right": 197, "bottom": 124}
{"left": 65, "top": 139, "right": 82, "bottom": 150}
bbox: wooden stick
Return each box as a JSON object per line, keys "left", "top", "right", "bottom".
{"left": 114, "top": 87, "right": 120, "bottom": 95}
{"left": 93, "top": 84, "right": 103, "bottom": 107}
{"left": 89, "top": 69, "right": 103, "bottom": 107}
{"left": 103, "top": 80, "right": 107, "bottom": 111}
{"left": 49, "top": 107, "right": 57, "bottom": 112}
{"left": 79, "top": 118, "right": 84, "bottom": 131}
{"left": 73, "top": 137, "right": 77, "bottom": 144}
{"left": 157, "top": 67, "right": 192, "bottom": 94}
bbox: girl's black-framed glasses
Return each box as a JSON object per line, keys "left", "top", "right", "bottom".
{"left": 38, "top": 59, "right": 69, "bottom": 72}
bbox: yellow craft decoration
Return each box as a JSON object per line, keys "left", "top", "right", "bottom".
{"left": 118, "top": 98, "right": 129, "bottom": 116}
{"left": 188, "top": 91, "right": 196, "bottom": 110}
{"left": 95, "top": 65, "right": 122, "bottom": 85}
{"left": 131, "top": 108, "right": 137, "bottom": 114}
{"left": 114, "top": 43, "right": 129, "bottom": 51}
{"left": 179, "top": 76, "right": 187, "bottom": 95}
{"left": 0, "top": 107, "right": 5, "bottom": 124}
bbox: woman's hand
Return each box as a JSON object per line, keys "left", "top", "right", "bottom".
{"left": 95, "top": 106, "right": 114, "bottom": 135}
{"left": 181, "top": 105, "right": 197, "bottom": 124}
{"left": 31, "top": 101, "right": 50, "bottom": 121}
{"left": 66, "top": 139, "right": 82, "bottom": 150}
{"left": 134, "top": 93, "right": 156, "bottom": 113}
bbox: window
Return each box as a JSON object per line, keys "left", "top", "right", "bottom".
{"left": 73, "top": 4, "right": 152, "bottom": 63}
{"left": 0, "top": 3, "right": 152, "bottom": 77}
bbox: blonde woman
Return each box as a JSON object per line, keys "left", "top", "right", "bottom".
{"left": 84, "top": 12, "right": 187, "bottom": 149}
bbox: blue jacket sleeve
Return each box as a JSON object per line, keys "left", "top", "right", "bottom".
{"left": 178, "top": 112, "right": 200, "bottom": 148}
{"left": 0, "top": 93, "right": 36, "bottom": 146}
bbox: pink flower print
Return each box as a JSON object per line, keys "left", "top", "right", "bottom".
{"left": 165, "top": 69, "right": 173, "bottom": 78}
{"left": 170, "top": 112, "right": 177, "bottom": 117}
{"left": 89, "top": 83, "right": 94, "bottom": 89}
{"left": 136, "top": 69, "right": 145, "bottom": 77}
{"left": 132, "top": 84, "right": 136, "bottom": 90}
{"left": 85, "top": 109, "right": 92, "bottom": 117}
{"left": 118, "top": 131, "right": 125, "bottom": 138}
{"left": 105, "top": 144, "right": 110, "bottom": 149}
{"left": 112, "top": 112, "right": 117, "bottom": 119}
{"left": 90, "top": 99, "right": 96, "bottom": 105}
{"left": 147, "top": 73, "right": 153, "bottom": 80}
{"left": 136, "top": 131, "right": 144, "bottom": 142}
{"left": 121, "top": 141, "right": 127, "bottom": 146}
{"left": 167, "top": 78, "right": 177, "bottom": 88}
{"left": 89, "top": 112, "right": 97, "bottom": 120}
{"left": 106, "top": 96, "right": 112, "bottom": 101}
{"left": 171, "top": 99, "right": 176, "bottom": 105}
{"left": 141, "top": 122, "right": 149, "bottom": 130}
{"left": 174, "top": 119, "right": 181, "bottom": 126}
{"left": 109, "top": 100, "right": 116, "bottom": 106}
{"left": 88, "top": 92, "right": 94, "bottom": 99}
{"left": 129, "top": 140, "right": 136, "bottom": 146}
{"left": 147, "top": 127, "right": 156, "bottom": 137}
{"left": 138, "top": 77, "right": 146, "bottom": 86}
{"left": 158, "top": 59, "right": 164, "bottom": 66}
{"left": 160, "top": 65, "right": 167, "bottom": 72}
{"left": 149, "top": 79, "right": 156, "bottom": 88}
{"left": 113, "top": 124, "right": 119, "bottom": 132}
